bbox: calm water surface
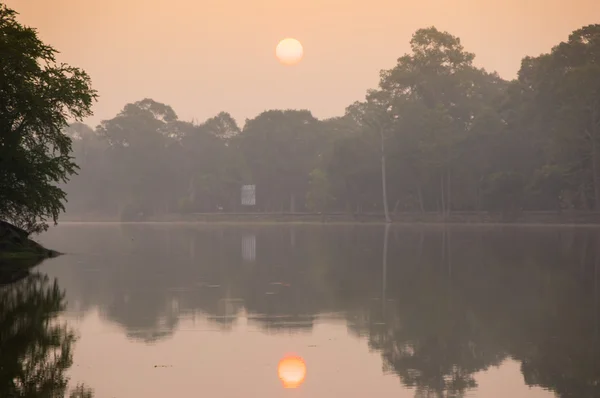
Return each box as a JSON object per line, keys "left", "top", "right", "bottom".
{"left": 3, "top": 223, "right": 600, "bottom": 397}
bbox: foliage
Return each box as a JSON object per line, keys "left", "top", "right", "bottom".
{"left": 234, "top": 109, "right": 323, "bottom": 212}
{"left": 0, "top": 5, "right": 96, "bottom": 233}
{"left": 55, "top": 24, "right": 600, "bottom": 218}
{"left": 514, "top": 24, "right": 600, "bottom": 209}
{"left": 530, "top": 165, "right": 570, "bottom": 211}
{"left": 482, "top": 172, "right": 525, "bottom": 217}
{"left": 69, "top": 384, "right": 94, "bottom": 398}
{"left": 305, "top": 168, "right": 334, "bottom": 212}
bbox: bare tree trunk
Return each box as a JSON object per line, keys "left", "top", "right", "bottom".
{"left": 380, "top": 129, "right": 391, "bottom": 223}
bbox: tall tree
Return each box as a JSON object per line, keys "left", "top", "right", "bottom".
{"left": 377, "top": 27, "right": 506, "bottom": 215}
{"left": 237, "top": 110, "right": 322, "bottom": 212}
{"left": 324, "top": 129, "right": 380, "bottom": 213}
{"left": 0, "top": 5, "right": 96, "bottom": 233}
{"left": 63, "top": 123, "right": 111, "bottom": 216}
{"left": 97, "top": 99, "right": 179, "bottom": 218}
{"left": 178, "top": 118, "right": 239, "bottom": 212}
{"left": 346, "top": 98, "right": 394, "bottom": 222}
{"left": 203, "top": 111, "right": 241, "bottom": 139}
{"left": 305, "top": 168, "right": 334, "bottom": 212}
{"left": 516, "top": 25, "right": 600, "bottom": 209}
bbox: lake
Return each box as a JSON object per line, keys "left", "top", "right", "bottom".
{"left": 2, "top": 223, "right": 600, "bottom": 397}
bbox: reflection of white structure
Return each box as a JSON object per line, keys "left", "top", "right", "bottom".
{"left": 242, "top": 234, "right": 256, "bottom": 262}
{"left": 241, "top": 185, "right": 256, "bottom": 206}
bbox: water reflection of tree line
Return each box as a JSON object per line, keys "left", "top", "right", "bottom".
{"left": 0, "top": 273, "right": 94, "bottom": 397}
{"left": 48, "top": 225, "right": 600, "bottom": 397}
{"left": 373, "top": 227, "right": 600, "bottom": 398}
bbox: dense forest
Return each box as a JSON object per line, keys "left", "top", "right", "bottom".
{"left": 2, "top": 1, "right": 600, "bottom": 228}
{"left": 64, "top": 25, "right": 600, "bottom": 220}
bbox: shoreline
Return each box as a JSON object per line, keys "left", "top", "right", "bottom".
{"left": 0, "top": 221, "right": 60, "bottom": 261}
{"left": 0, "top": 220, "right": 60, "bottom": 285}
{"left": 58, "top": 211, "right": 600, "bottom": 226}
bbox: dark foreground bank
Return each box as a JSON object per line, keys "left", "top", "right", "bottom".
{"left": 0, "top": 221, "right": 60, "bottom": 284}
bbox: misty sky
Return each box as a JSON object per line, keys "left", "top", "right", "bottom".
{"left": 7, "top": 0, "right": 599, "bottom": 127}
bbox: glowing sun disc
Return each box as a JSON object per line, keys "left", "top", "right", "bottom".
{"left": 275, "top": 38, "right": 304, "bottom": 65}
{"left": 277, "top": 355, "right": 307, "bottom": 388}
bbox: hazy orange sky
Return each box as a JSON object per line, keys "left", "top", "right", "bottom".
{"left": 6, "top": 0, "right": 599, "bottom": 127}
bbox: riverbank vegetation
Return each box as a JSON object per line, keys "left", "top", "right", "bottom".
{"left": 2, "top": 2, "right": 600, "bottom": 228}
{"left": 64, "top": 25, "right": 600, "bottom": 221}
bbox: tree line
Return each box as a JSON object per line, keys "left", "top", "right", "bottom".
{"left": 64, "top": 25, "right": 600, "bottom": 220}
{"left": 2, "top": 2, "right": 600, "bottom": 230}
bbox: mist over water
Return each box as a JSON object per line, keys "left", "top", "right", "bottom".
{"left": 19, "top": 224, "right": 598, "bottom": 397}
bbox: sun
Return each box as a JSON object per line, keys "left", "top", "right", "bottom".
{"left": 275, "top": 38, "right": 304, "bottom": 66}
{"left": 277, "top": 355, "right": 307, "bottom": 388}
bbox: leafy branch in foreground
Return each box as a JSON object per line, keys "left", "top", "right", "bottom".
{"left": 0, "top": 4, "right": 96, "bottom": 234}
